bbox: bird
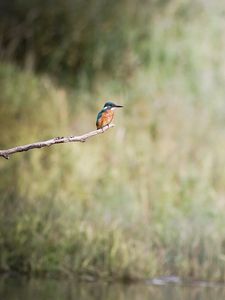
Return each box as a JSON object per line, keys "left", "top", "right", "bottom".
{"left": 96, "top": 101, "right": 123, "bottom": 130}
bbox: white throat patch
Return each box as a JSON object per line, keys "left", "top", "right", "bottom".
{"left": 104, "top": 106, "right": 116, "bottom": 111}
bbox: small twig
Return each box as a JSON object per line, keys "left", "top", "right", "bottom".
{"left": 0, "top": 124, "right": 115, "bottom": 160}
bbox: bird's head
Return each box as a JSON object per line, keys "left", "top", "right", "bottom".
{"left": 103, "top": 101, "right": 123, "bottom": 110}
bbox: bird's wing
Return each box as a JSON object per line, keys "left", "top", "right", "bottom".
{"left": 96, "top": 109, "right": 104, "bottom": 127}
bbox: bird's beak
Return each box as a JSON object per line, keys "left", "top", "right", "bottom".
{"left": 115, "top": 104, "right": 123, "bottom": 108}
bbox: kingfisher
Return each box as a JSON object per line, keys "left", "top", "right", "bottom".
{"left": 96, "top": 101, "right": 123, "bottom": 130}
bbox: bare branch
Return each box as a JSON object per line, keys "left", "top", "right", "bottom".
{"left": 0, "top": 124, "right": 115, "bottom": 160}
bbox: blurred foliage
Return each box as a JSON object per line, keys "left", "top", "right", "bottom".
{"left": 0, "top": 0, "right": 160, "bottom": 82}
{"left": 1, "top": 0, "right": 225, "bottom": 281}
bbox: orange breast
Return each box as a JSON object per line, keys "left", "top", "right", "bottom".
{"left": 98, "top": 110, "right": 114, "bottom": 129}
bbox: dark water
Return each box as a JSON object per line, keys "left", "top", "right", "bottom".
{"left": 1, "top": 276, "right": 225, "bottom": 300}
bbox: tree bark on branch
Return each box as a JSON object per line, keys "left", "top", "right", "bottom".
{"left": 0, "top": 124, "right": 114, "bottom": 160}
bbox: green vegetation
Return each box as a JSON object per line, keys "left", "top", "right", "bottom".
{"left": 1, "top": 0, "right": 225, "bottom": 281}
{"left": 0, "top": 0, "right": 155, "bottom": 82}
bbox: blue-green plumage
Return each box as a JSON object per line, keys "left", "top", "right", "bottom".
{"left": 96, "top": 101, "right": 123, "bottom": 129}
{"left": 96, "top": 109, "right": 104, "bottom": 127}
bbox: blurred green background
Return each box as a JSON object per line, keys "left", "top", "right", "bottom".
{"left": 0, "top": 0, "right": 225, "bottom": 281}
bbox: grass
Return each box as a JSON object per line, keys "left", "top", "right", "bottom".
{"left": 1, "top": 1, "right": 225, "bottom": 281}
